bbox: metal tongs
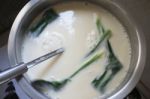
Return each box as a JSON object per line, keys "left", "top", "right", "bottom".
{"left": 0, "top": 48, "right": 64, "bottom": 84}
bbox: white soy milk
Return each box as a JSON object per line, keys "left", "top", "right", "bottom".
{"left": 21, "top": 2, "right": 131, "bottom": 99}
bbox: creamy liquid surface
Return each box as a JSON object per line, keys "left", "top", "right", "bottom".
{"left": 22, "top": 2, "right": 131, "bottom": 99}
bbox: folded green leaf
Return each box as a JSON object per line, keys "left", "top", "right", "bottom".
{"left": 30, "top": 8, "right": 59, "bottom": 37}
{"left": 92, "top": 41, "right": 122, "bottom": 92}
{"left": 92, "top": 18, "right": 123, "bottom": 92}
{"left": 32, "top": 50, "right": 104, "bottom": 91}
{"left": 86, "top": 30, "right": 111, "bottom": 57}
{"left": 69, "top": 50, "right": 104, "bottom": 79}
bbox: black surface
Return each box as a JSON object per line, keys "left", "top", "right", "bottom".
{"left": 0, "top": 0, "right": 29, "bottom": 47}
{"left": 4, "top": 82, "right": 19, "bottom": 99}
{"left": 124, "top": 88, "right": 142, "bottom": 99}
{"left": 0, "top": 0, "right": 29, "bottom": 35}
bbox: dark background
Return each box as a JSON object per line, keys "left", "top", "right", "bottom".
{"left": 0, "top": 0, "right": 29, "bottom": 47}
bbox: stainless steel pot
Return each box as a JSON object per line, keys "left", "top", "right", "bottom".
{"left": 8, "top": 0, "right": 146, "bottom": 99}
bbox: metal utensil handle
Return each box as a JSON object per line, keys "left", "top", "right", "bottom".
{"left": 0, "top": 48, "right": 64, "bottom": 85}
{"left": 0, "top": 62, "right": 28, "bottom": 84}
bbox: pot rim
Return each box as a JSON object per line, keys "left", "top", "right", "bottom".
{"left": 8, "top": 0, "right": 146, "bottom": 99}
